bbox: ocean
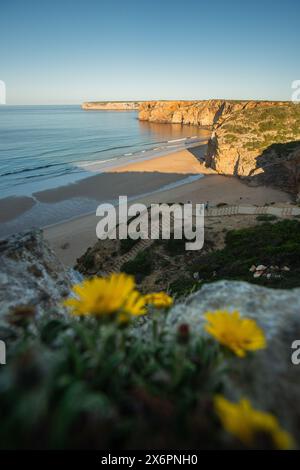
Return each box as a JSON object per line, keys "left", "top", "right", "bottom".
{"left": 0, "top": 105, "right": 207, "bottom": 199}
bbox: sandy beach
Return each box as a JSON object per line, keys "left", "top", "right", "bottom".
{"left": 42, "top": 143, "right": 291, "bottom": 266}
{"left": 0, "top": 137, "right": 291, "bottom": 266}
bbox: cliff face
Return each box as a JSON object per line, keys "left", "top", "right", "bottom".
{"left": 82, "top": 98, "right": 300, "bottom": 195}
{"left": 82, "top": 101, "right": 140, "bottom": 110}
{"left": 205, "top": 104, "right": 300, "bottom": 195}
{"left": 138, "top": 99, "right": 287, "bottom": 127}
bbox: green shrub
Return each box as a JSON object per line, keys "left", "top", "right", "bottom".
{"left": 189, "top": 220, "right": 300, "bottom": 289}
{"left": 81, "top": 251, "right": 95, "bottom": 270}
{"left": 169, "top": 276, "right": 199, "bottom": 297}
{"left": 0, "top": 313, "right": 225, "bottom": 449}
{"left": 120, "top": 237, "right": 138, "bottom": 254}
{"left": 165, "top": 237, "right": 188, "bottom": 255}
{"left": 121, "top": 249, "right": 153, "bottom": 276}
{"left": 256, "top": 214, "right": 278, "bottom": 222}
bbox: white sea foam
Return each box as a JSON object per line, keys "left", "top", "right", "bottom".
{"left": 75, "top": 137, "right": 205, "bottom": 173}
{"left": 167, "top": 137, "right": 187, "bottom": 143}
{"left": 77, "top": 158, "right": 116, "bottom": 168}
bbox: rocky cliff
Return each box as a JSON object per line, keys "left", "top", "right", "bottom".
{"left": 82, "top": 101, "right": 140, "bottom": 110}
{"left": 82, "top": 98, "right": 300, "bottom": 195}
{"left": 138, "top": 99, "right": 287, "bottom": 127}
{"left": 205, "top": 103, "right": 300, "bottom": 196}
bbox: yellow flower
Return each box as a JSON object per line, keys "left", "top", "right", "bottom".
{"left": 214, "top": 396, "right": 294, "bottom": 449}
{"left": 120, "top": 290, "right": 147, "bottom": 323}
{"left": 64, "top": 273, "right": 146, "bottom": 321}
{"left": 144, "top": 292, "right": 173, "bottom": 309}
{"left": 204, "top": 310, "right": 266, "bottom": 357}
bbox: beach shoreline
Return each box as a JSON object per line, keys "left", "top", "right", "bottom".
{"left": 0, "top": 138, "right": 292, "bottom": 265}
{"left": 42, "top": 143, "right": 291, "bottom": 266}
{"left": 0, "top": 141, "right": 210, "bottom": 233}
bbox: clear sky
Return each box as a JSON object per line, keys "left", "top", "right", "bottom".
{"left": 1, "top": 0, "right": 300, "bottom": 104}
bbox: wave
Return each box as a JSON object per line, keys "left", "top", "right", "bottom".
{"left": 76, "top": 156, "right": 122, "bottom": 168}
{"left": 0, "top": 161, "right": 68, "bottom": 178}
{"left": 76, "top": 137, "right": 204, "bottom": 171}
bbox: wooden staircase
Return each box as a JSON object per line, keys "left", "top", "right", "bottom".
{"left": 102, "top": 214, "right": 174, "bottom": 275}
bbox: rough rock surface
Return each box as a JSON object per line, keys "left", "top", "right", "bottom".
{"left": 205, "top": 104, "right": 300, "bottom": 194}
{"left": 0, "top": 230, "right": 80, "bottom": 323}
{"left": 82, "top": 101, "right": 140, "bottom": 110}
{"left": 138, "top": 100, "right": 286, "bottom": 127}
{"left": 146, "top": 280, "right": 300, "bottom": 442}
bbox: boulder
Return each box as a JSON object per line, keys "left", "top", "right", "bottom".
{"left": 139, "top": 280, "right": 300, "bottom": 443}
{"left": 0, "top": 230, "right": 81, "bottom": 324}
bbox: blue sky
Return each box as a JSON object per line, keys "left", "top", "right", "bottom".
{"left": 1, "top": 0, "right": 299, "bottom": 104}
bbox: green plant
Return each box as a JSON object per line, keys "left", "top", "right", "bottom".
{"left": 256, "top": 214, "right": 278, "bottom": 222}
{"left": 169, "top": 276, "right": 199, "bottom": 297}
{"left": 0, "top": 312, "right": 225, "bottom": 450}
{"left": 120, "top": 237, "right": 138, "bottom": 254}
{"left": 81, "top": 251, "right": 95, "bottom": 270}
{"left": 189, "top": 220, "right": 300, "bottom": 289}
{"left": 121, "top": 249, "right": 153, "bottom": 276}
{"left": 165, "top": 237, "right": 188, "bottom": 255}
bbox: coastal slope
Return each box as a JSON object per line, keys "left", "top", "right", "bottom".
{"left": 138, "top": 99, "right": 288, "bottom": 127}
{"left": 205, "top": 103, "right": 300, "bottom": 197}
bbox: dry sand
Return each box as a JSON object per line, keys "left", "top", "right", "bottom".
{"left": 43, "top": 144, "right": 291, "bottom": 266}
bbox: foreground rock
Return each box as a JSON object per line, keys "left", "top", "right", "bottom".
{"left": 151, "top": 280, "right": 300, "bottom": 442}
{"left": 205, "top": 103, "right": 300, "bottom": 195}
{"left": 0, "top": 230, "right": 80, "bottom": 324}
{"left": 1, "top": 229, "right": 300, "bottom": 441}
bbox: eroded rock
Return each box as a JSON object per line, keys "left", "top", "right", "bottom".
{"left": 0, "top": 230, "right": 81, "bottom": 322}
{"left": 138, "top": 100, "right": 287, "bottom": 127}
{"left": 205, "top": 104, "right": 300, "bottom": 194}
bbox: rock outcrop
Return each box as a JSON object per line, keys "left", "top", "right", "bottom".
{"left": 205, "top": 104, "right": 300, "bottom": 194}
{"left": 0, "top": 231, "right": 81, "bottom": 325}
{"left": 137, "top": 280, "right": 300, "bottom": 444}
{"left": 82, "top": 101, "right": 140, "bottom": 110}
{"left": 138, "top": 100, "right": 287, "bottom": 128}
{"left": 2, "top": 229, "right": 300, "bottom": 443}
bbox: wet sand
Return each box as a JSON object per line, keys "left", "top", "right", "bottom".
{"left": 0, "top": 196, "right": 36, "bottom": 223}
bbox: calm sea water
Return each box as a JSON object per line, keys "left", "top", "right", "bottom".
{"left": 0, "top": 105, "right": 207, "bottom": 199}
